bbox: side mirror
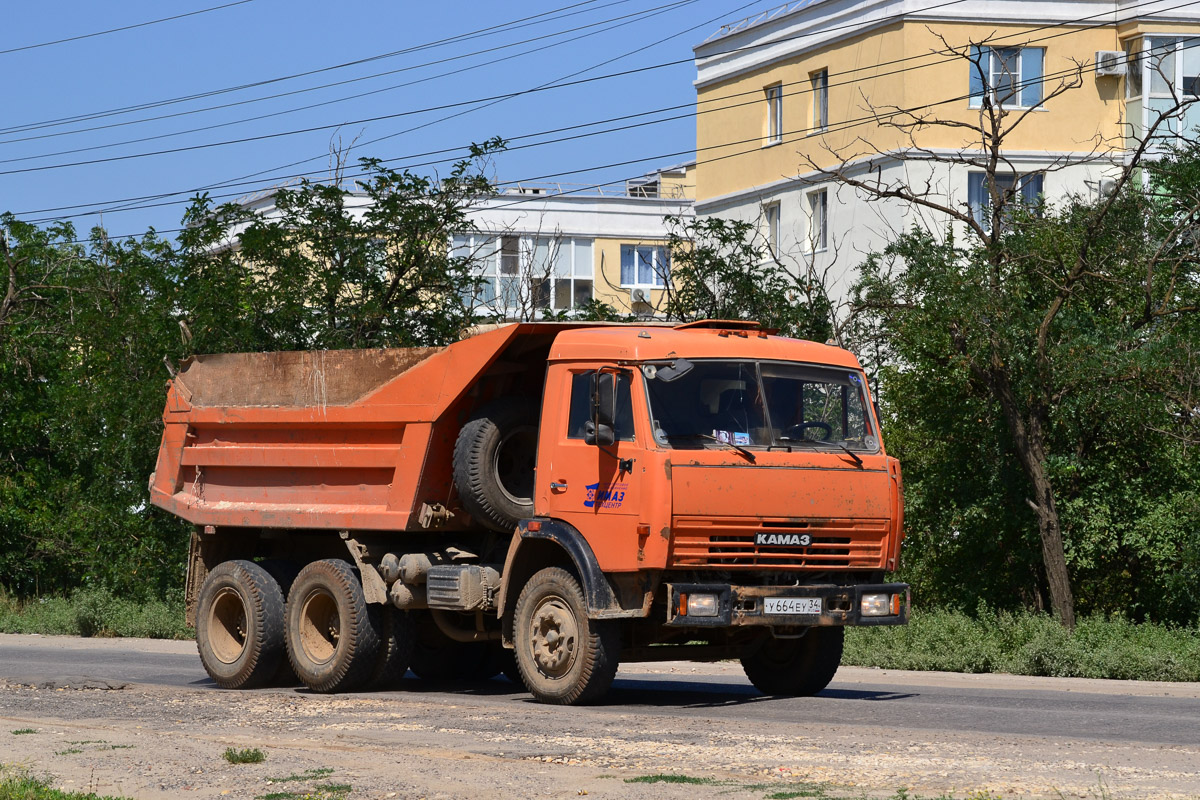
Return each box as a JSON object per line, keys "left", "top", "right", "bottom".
{"left": 585, "top": 371, "right": 617, "bottom": 447}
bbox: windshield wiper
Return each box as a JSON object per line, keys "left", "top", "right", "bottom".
{"left": 775, "top": 437, "right": 864, "bottom": 467}
{"left": 833, "top": 442, "right": 864, "bottom": 467}
{"left": 667, "top": 434, "right": 756, "bottom": 463}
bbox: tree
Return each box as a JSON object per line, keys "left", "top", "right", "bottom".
{"left": 183, "top": 139, "right": 505, "bottom": 351}
{"left": 849, "top": 144, "right": 1200, "bottom": 627}
{"left": 660, "top": 214, "right": 833, "bottom": 342}
{"left": 801, "top": 35, "right": 1200, "bottom": 628}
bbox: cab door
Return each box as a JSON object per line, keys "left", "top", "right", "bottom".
{"left": 538, "top": 363, "right": 645, "bottom": 571}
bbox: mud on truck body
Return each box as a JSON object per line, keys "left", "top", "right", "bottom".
{"left": 150, "top": 320, "right": 908, "bottom": 704}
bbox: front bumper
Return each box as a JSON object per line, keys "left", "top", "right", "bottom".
{"left": 665, "top": 582, "right": 910, "bottom": 628}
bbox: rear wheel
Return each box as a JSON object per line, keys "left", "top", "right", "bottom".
{"left": 195, "top": 560, "right": 286, "bottom": 690}
{"left": 513, "top": 567, "right": 619, "bottom": 705}
{"left": 285, "top": 559, "right": 381, "bottom": 693}
{"left": 740, "top": 627, "right": 844, "bottom": 696}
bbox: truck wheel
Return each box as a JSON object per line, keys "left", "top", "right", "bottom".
{"left": 285, "top": 559, "right": 381, "bottom": 693}
{"left": 740, "top": 627, "right": 844, "bottom": 696}
{"left": 195, "top": 560, "right": 286, "bottom": 690}
{"left": 513, "top": 567, "right": 619, "bottom": 705}
{"left": 364, "top": 606, "right": 414, "bottom": 691}
{"left": 453, "top": 399, "right": 537, "bottom": 532}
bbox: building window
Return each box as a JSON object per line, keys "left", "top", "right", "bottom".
{"left": 764, "top": 83, "right": 783, "bottom": 144}
{"left": 764, "top": 202, "right": 781, "bottom": 257}
{"left": 967, "top": 172, "right": 1044, "bottom": 230}
{"left": 453, "top": 234, "right": 593, "bottom": 313}
{"left": 620, "top": 244, "right": 669, "bottom": 288}
{"left": 810, "top": 69, "right": 828, "bottom": 132}
{"left": 1125, "top": 36, "right": 1200, "bottom": 148}
{"left": 969, "top": 46, "right": 1044, "bottom": 108}
{"left": 808, "top": 189, "right": 828, "bottom": 252}
{"left": 530, "top": 237, "right": 594, "bottom": 311}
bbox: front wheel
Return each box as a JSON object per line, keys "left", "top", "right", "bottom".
{"left": 284, "top": 559, "right": 381, "bottom": 693}
{"left": 513, "top": 567, "right": 619, "bottom": 705}
{"left": 740, "top": 626, "right": 844, "bottom": 696}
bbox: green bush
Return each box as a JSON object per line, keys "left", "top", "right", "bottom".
{"left": 845, "top": 608, "right": 1200, "bottom": 681}
{"left": 223, "top": 747, "right": 266, "bottom": 764}
{"left": 0, "top": 587, "right": 189, "bottom": 640}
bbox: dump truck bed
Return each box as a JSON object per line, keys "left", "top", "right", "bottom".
{"left": 149, "top": 323, "right": 581, "bottom": 533}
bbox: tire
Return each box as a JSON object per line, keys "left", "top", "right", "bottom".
{"left": 284, "top": 559, "right": 381, "bottom": 693}
{"left": 513, "top": 567, "right": 619, "bottom": 705}
{"left": 740, "top": 626, "right": 844, "bottom": 696}
{"left": 195, "top": 560, "right": 286, "bottom": 690}
{"left": 363, "top": 606, "right": 415, "bottom": 691}
{"left": 453, "top": 399, "right": 538, "bottom": 532}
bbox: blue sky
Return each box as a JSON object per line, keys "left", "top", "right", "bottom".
{"left": 1, "top": 0, "right": 779, "bottom": 241}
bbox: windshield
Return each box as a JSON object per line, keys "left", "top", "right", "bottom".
{"left": 643, "top": 359, "right": 878, "bottom": 452}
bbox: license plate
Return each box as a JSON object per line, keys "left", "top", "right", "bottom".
{"left": 764, "top": 597, "right": 821, "bottom": 615}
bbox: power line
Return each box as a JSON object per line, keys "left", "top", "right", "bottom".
{"left": 91, "top": 0, "right": 740, "bottom": 218}
{"left": 43, "top": 49, "right": 1155, "bottom": 244}
{"left": 18, "top": 0, "right": 1189, "bottom": 220}
{"left": 0, "top": 0, "right": 623, "bottom": 137}
{"left": 0, "top": 0, "right": 699, "bottom": 164}
{"left": 0, "top": 0, "right": 258, "bottom": 57}
{"left": 0, "top": 0, "right": 668, "bottom": 150}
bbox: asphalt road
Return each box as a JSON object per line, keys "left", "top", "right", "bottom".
{"left": 3, "top": 633, "right": 1198, "bottom": 747}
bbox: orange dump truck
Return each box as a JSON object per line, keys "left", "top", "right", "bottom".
{"left": 150, "top": 321, "right": 908, "bottom": 704}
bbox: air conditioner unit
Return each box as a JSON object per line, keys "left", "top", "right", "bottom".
{"left": 630, "top": 287, "right": 651, "bottom": 305}
{"left": 1095, "top": 51, "right": 1127, "bottom": 77}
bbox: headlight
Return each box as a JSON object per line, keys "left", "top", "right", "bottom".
{"left": 861, "top": 593, "right": 899, "bottom": 617}
{"left": 685, "top": 593, "right": 719, "bottom": 617}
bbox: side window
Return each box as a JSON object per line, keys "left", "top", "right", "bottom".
{"left": 566, "top": 371, "right": 635, "bottom": 441}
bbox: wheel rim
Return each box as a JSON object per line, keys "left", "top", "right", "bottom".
{"left": 493, "top": 425, "right": 537, "bottom": 505}
{"left": 298, "top": 589, "right": 340, "bottom": 665}
{"left": 529, "top": 594, "right": 579, "bottom": 679}
{"left": 208, "top": 587, "right": 249, "bottom": 665}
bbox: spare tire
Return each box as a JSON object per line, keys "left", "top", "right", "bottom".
{"left": 453, "top": 399, "right": 538, "bottom": 532}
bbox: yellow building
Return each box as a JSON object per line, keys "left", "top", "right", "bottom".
{"left": 691, "top": 0, "right": 1200, "bottom": 298}
{"left": 453, "top": 162, "right": 695, "bottom": 319}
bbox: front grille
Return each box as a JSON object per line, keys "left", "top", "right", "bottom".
{"left": 668, "top": 517, "right": 888, "bottom": 569}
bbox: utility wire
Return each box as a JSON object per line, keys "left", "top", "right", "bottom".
{"left": 43, "top": 48, "right": 1159, "bottom": 242}
{"left": 17, "top": 0, "right": 1193, "bottom": 221}
{"left": 0, "top": 0, "right": 258, "bottom": 57}
{"left": 0, "top": 0, "right": 699, "bottom": 164}
{"left": 89, "top": 0, "right": 1173, "bottom": 206}
{"left": 0, "top": 0, "right": 624, "bottom": 136}
{"left": 0, "top": 0, "right": 669, "bottom": 150}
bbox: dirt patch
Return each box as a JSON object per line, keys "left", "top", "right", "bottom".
{"left": 2, "top": 672, "right": 1199, "bottom": 800}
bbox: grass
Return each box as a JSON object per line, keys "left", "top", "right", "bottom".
{"left": 10, "top": 730, "right": 36, "bottom": 736}
{"left": 0, "top": 587, "right": 189, "bottom": 640}
{"left": 266, "top": 769, "right": 334, "bottom": 783}
{"left": 844, "top": 608, "right": 1200, "bottom": 681}
{"left": 0, "top": 768, "right": 132, "bottom": 800}
{"left": 223, "top": 747, "right": 267, "bottom": 765}
{"left": 257, "top": 768, "right": 349, "bottom": 800}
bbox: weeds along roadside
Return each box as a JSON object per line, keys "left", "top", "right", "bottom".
{"left": 1, "top": 591, "right": 1198, "bottom": 682}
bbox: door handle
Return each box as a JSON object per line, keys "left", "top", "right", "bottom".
{"left": 550, "top": 481, "right": 569, "bottom": 492}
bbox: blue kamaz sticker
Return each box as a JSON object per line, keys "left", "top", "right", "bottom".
{"left": 584, "top": 482, "right": 628, "bottom": 509}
